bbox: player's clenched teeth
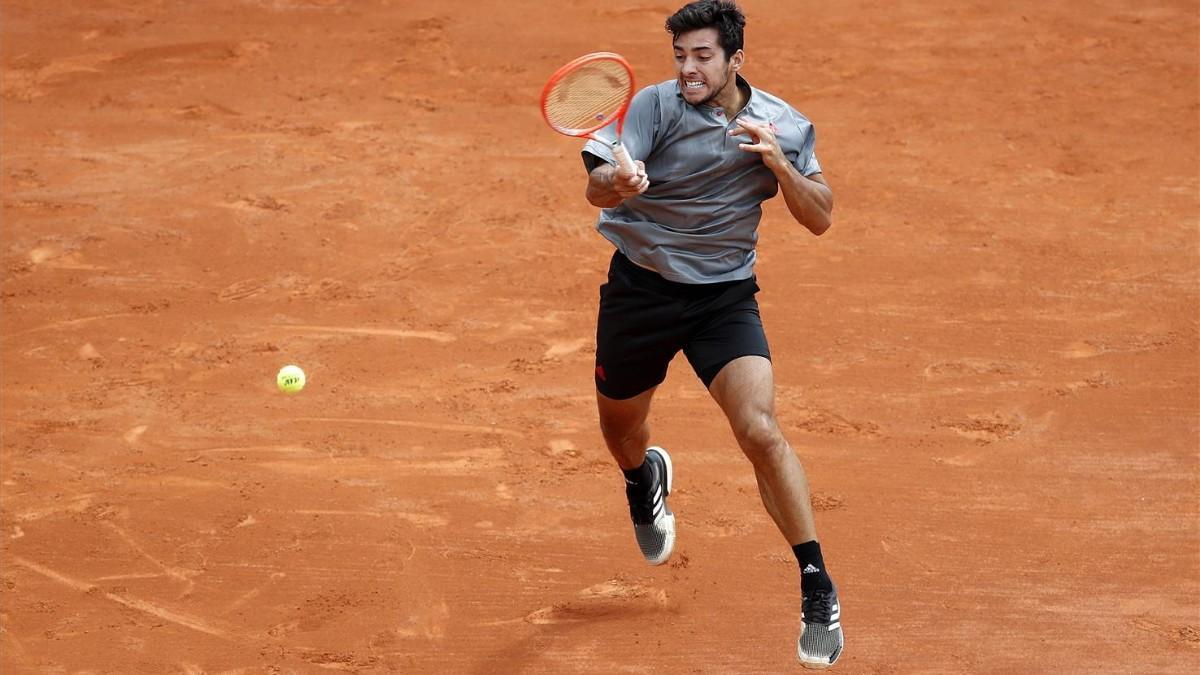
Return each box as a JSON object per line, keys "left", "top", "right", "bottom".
{"left": 684, "top": 80, "right": 704, "bottom": 89}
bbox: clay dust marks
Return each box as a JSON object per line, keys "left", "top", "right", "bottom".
{"left": 1, "top": 53, "right": 111, "bottom": 102}
{"left": 1057, "top": 331, "right": 1180, "bottom": 359}
{"left": 3, "top": 41, "right": 270, "bottom": 101}
{"left": 922, "top": 358, "right": 1024, "bottom": 379}
{"left": 520, "top": 578, "right": 672, "bottom": 626}
{"left": 4, "top": 199, "right": 99, "bottom": 220}
{"left": 936, "top": 412, "right": 1025, "bottom": 444}
{"left": 4, "top": 240, "right": 101, "bottom": 277}
{"left": 10, "top": 557, "right": 235, "bottom": 641}
{"left": 100, "top": 521, "right": 202, "bottom": 595}
{"left": 218, "top": 195, "right": 293, "bottom": 214}
{"left": 217, "top": 278, "right": 272, "bottom": 301}
{"left": 382, "top": 446, "right": 507, "bottom": 474}
{"left": 776, "top": 391, "right": 883, "bottom": 439}
{"left": 105, "top": 42, "right": 251, "bottom": 70}
{"left": 542, "top": 338, "right": 589, "bottom": 359}
{"left": 10, "top": 494, "right": 96, "bottom": 524}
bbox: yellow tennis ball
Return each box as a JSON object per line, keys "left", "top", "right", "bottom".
{"left": 276, "top": 365, "right": 306, "bottom": 394}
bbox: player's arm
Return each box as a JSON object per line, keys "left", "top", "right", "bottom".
{"left": 774, "top": 166, "right": 833, "bottom": 236}
{"left": 730, "top": 118, "right": 834, "bottom": 236}
{"left": 582, "top": 86, "right": 658, "bottom": 208}
{"left": 585, "top": 158, "right": 650, "bottom": 208}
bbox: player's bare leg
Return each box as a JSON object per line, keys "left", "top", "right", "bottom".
{"left": 597, "top": 387, "right": 656, "bottom": 470}
{"left": 707, "top": 356, "right": 816, "bottom": 543}
{"left": 708, "top": 355, "right": 843, "bottom": 668}
{"left": 597, "top": 387, "right": 676, "bottom": 565}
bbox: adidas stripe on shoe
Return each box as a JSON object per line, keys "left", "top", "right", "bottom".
{"left": 626, "top": 446, "right": 675, "bottom": 565}
{"left": 798, "top": 586, "right": 843, "bottom": 669}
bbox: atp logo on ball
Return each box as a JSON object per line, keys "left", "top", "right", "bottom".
{"left": 276, "top": 365, "right": 306, "bottom": 394}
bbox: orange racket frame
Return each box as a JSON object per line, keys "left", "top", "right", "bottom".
{"left": 540, "top": 52, "right": 637, "bottom": 174}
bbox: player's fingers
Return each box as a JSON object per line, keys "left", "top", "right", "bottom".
{"left": 618, "top": 172, "right": 644, "bottom": 188}
{"left": 734, "top": 119, "right": 776, "bottom": 143}
{"left": 729, "top": 129, "right": 759, "bottom": 144}
{"left": 620, "top": 176, "right": 648, "bottom": 195}
{"left": 738, "top": 142, "right": 768, "bottom": 153}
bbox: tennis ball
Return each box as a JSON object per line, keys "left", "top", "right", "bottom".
{"left": 276, "top": 365, "right": 306, "bottom": 394}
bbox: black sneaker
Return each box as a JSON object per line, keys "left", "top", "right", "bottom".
{"left": 626, "top": 446, "right": 675, "bottom": 565}
{"left": 798, "top": 586, "right": 843, "bottom": 668}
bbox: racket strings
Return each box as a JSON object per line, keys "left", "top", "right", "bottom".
{"left": 543, "top": 60, "right": 632, "bottom": 134}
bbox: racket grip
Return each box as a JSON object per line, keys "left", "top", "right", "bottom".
{"left": 612, "top": 140, "right": 637, "bottom": 176}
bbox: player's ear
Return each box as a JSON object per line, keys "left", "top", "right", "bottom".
{"left": 730, "top": 49, "right": 744, "bottom": 71}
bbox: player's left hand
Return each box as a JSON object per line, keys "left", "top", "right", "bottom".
{"left": 729, "top": 118, "right": 787, "bottom": 172}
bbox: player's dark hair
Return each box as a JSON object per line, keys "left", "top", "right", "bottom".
{"left": 665, "top": 0, "right": 746, "bottom": 59}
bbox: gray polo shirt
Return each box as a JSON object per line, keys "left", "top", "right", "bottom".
{"left": 583, "top": 75, "right": 821, "bottom": 284}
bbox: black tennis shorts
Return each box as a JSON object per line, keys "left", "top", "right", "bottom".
{"left": 595, "top": 250, "right": 771, "bottom": 400}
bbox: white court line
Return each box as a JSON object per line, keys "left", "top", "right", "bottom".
{"left": 8, "top": 312, "right": 139, "bottom": 337}
{"left": 193, "top": 444, "right": 313, "bottom": 454}
{"left": 295, "top": 417, "right": 520, "bottom": 437}
{"left": 289, "top": 509, "right": 383, "bottom": 517}
{"left": 94, "top": 572, "right": 168, "bottom": 581}
{"left": 271, "top": 324, "right": 456, "bottom": 342}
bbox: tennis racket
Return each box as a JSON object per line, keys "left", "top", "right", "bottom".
{"left": 540, "top": 52, "right": 637, "bottom": 175}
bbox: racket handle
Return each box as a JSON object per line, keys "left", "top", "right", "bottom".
{"left": 612, "top": 140, "right": 637, "bottom": 176}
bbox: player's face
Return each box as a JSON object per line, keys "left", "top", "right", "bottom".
{"left": 673, "top": 28, "right": 742, "bottom": 107}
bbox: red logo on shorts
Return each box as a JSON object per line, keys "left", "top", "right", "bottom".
{"left": 595, "top": 365, "right": 607, "bottom": 381}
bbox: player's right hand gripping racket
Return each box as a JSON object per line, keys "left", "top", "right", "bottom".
{"left": 540, "top": 52, "right": 637, "bottom": 175}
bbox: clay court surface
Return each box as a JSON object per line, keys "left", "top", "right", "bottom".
{"left": 2, "top": 0, "right": 1198, "bottom": 672}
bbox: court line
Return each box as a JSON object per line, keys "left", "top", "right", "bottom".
{"left": 94, "top": 572, "right": 167, "bottom": 581}
{"left": 8, "top": 312, "right": 140, "bottom": 337}
{"left": 288, "top": 509, "right": 383, "bottom": 517}
{"left": 271, "top": 324, "right": 456, "bottom": 342}
{"left": 192, "top": 444, "right": 314, "bottom": 454}
{"left": 294, "top": 417, "right": 520, "bottom": 437}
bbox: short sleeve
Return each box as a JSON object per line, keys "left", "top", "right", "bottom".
{"left": 581, "top": 85, "right": 661, "bottom": 173}
{"left": 801, "top": 152, "right": 821, "bottom": 176}
{"left": 788, "top": 108, "right": 821, "bottom": 177}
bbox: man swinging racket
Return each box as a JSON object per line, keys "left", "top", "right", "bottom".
{"left": 577, "top": 0, "right": 843, "bottom": 667}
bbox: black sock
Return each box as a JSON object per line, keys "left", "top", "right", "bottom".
{"left": 621, "top": 459, "right": 655, "bottom": 496}
{"left": 793, "top": 540, "right": 834, "bottom": 593}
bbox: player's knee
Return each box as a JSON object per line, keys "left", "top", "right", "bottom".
{"left": 733, "top": 413, "right": 786, "bottom": 464}
{"left": 598, "top": 410, "right": 643, "bottom": 447}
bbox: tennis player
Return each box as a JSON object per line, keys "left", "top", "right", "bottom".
{"left": 580, "top": 0, "right": 843, "bottom": 667}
